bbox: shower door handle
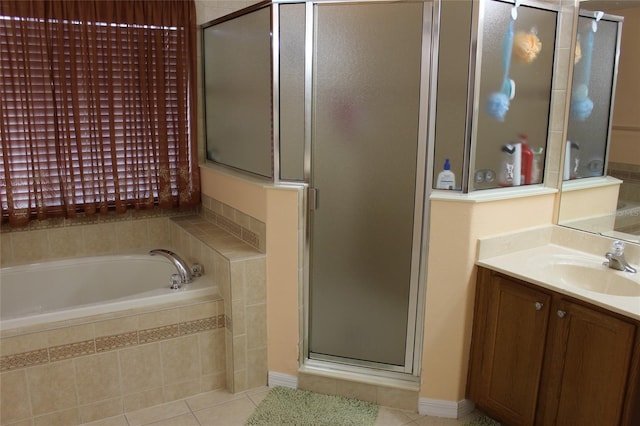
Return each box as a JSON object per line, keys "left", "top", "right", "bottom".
{"left": 309, "top": 187, "right": 319, "bottom": 211}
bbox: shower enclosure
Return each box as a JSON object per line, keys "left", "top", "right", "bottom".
{"left": 307, "top": 1, "right": 431, "bottom": 376}
{"left": 202, "top": 0, "right": 434, "bottom": 378}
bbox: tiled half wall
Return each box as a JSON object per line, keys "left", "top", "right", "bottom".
{"left": 0, "top": 299, "right": 225, "bottom": 426}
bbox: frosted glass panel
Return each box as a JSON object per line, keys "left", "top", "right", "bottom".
{"left": 472, "top": 1, "right": 557, "bottom": 189}
{"left": 565, "top": 16, "right": 620, "bottom": 179}
{"left": 308, "top": 2, "right": 423, "bottom": 367}
{"left": 279, "top": 4, "right": 306, "bottom": 181}
{"left": 202, "top": 7, "right": 273, "bottom": 178}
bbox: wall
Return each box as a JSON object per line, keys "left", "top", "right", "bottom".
{"left": 609, "top": 6, "right": 640, "bottom": 166}
{"left": 196, "top": 0, "right": 573, "bottom": 412}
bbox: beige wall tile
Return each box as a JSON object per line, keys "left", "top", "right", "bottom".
{"left": 178, "top": 301, "right": 218, "bottom": 323}
{"left": 119, "top": 343, "right": 162, "bottom": 395}
{"left": 335, "top": 380, "right": 377, "bottom": 404}
{"left": 298, "top": 373, "right": 337, "bottom": 395}
{"left": 122, "top": 387, "right": 165, "bottom": 413}
{"left": 232, "top": 335, "right": 246, "bottom": 373}
{"left": 75, "top": 352, "right": 121, "bottom": 405}
{"left": 94, "top": 317, "right": 139, "bottom": 339}
{"left": 47, "top": 324, "right": 95, "bottom": 347}
{"left": 376, "top": 387, "right": 418, "bottom": 411}
{"left": 27, "top": 360, "right": 77, "bottom": 416}
{"left": 160, "top": 335, "right": 201, "bottom": 385}
{"left": 78, "top": 397, "right": 123, "bottom": 424}
{"left": 115, "top": 221, "right": 149, "bottom": 250}
{"left": 11, "top": 230, "right": 49, "bottom": 264}
{"left": 246, "top": 347, "right": 267, "bottom": 389}
{"left": 80, "top": 414, "right": 128, "bottom": 426}
{"left": 198, "top": 329, "right": 226, "bottom": 376}
{"left": 200, "top": 372, "right": 226, "bottom": 393}
{"left": 231, "top": 300, "right": 245, "bottom": 336}
{"left": 244, "top": 258, "right": 266, "bottom": 305}
{"left": 162, "top": 379, "right": 202, "bottom": 402}
{"left": 246, "top": 304, "right": 267, "bottom": 350}
{"left": 1, "top": 333, "right": 48, "bottom": 357}
{"left": 232, "top": 369, "right": 248, "bottom": 393}
{"left": 82, "top": 223, "right": 118, "bottom": 256}
{"left": 138, "top": 309, "right": 179, "bottom": 330}
{"left": 147, "top": 217, "right": 171, "bottom": 247}
{"left": 0, "top": 370, "right": 32, "bottom": 424}
{"left": 47, "top": 227, "right": 84, "bottom": 259}
{"left": 230, "top": 261, "right": 245, "bottom": 302}
{"left": 1, "top": 232, "right": 14, "bottom": 266}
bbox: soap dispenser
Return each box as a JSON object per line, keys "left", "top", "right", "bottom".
{"left": 436, "top": 158, "right": 456, "bottom": 190}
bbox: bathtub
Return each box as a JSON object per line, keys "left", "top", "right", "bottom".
{"left": 0, "top": 253, "right": 217, "bottom": 331}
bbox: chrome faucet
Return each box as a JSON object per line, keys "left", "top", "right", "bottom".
{"left": 605, "top": 241, "right": 637, "bottom": 273}
{"left": 149, "top": 249, "right": 193, "bottom": 284}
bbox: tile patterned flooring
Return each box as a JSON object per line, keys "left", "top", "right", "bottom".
{"left": 80, "top": 387, "right": 486, "bottom": 426}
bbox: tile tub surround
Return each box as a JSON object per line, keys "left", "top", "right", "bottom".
{"left": 0, "top": 208, "right": 197, "bottom": 268}
{"left": 170, "top": 214, "right": 267, "bottom": 394}
{"left": 0, "top": 298, "right": 226, "bottom": 426}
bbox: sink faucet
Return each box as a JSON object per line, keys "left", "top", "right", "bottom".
{"left": 149, "top": 249, "right": 193, "bottom": 283}
{"left": 605, "top": 241, "right": 637, "bottom": 273}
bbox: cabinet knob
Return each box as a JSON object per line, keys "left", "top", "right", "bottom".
{"left": 534, "top": 302, "right": 544, "bottom": 311}
{"left": 557, "top": 310, "right": 567, "bottom": 318}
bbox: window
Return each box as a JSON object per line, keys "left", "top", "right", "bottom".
{"left": 0, "top": 0, "right": 200, "bottom": 227}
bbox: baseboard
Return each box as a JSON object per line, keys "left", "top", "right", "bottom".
{"left": 268, "top": 371, "right": 298, "bottom": 389}
{"left": 418, "top": 397, "right": 475, "bottom": 419}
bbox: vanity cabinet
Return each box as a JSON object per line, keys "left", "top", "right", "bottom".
{"left": 468, "top": 267, "right": 640, "bottom": 425}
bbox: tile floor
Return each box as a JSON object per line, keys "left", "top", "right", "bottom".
{"left": 80, "top": 387, "right": 487, "bottom": 426}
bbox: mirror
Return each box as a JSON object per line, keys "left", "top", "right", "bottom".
{"left": 558, "top": 0, "right": 640, "bottom": 243}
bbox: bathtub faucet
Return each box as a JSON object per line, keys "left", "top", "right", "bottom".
{"left": 149, "top": 249, "right": 193, "bottom": 284}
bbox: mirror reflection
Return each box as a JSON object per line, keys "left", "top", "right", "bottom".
{"left": 558, "top": 1, "right": 640, "bottom": 243}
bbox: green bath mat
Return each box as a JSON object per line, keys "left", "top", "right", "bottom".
{"left": 246, "top": 386, "right": 379, "bottom": 425}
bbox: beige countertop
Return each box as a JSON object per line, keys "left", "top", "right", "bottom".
{"left": 477, "top": 243, "right": 640, "bottom": 321}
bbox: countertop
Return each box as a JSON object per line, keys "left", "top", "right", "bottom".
{"left": 477, "top": 243, "right": 640, "bottom": 321}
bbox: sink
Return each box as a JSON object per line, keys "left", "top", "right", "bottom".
{"left": 538, "top": 256, "right": 640, "bottom": 297}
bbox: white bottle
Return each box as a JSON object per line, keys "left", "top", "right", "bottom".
{"left": 436, "top": 158, "right": 456, "bottom": 190}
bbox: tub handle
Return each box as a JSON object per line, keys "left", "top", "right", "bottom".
{"left": 191, "top": 263, "right": 203, "bottom": 277}
{"left": 169, "top": 274, "right": 182, "bottom": 290}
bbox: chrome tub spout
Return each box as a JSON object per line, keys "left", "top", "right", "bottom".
{"left": 149, "top": 249, "right": 193, "bottom": 284}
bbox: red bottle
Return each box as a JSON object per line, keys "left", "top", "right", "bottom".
{"left": 519, "top": 134, "right": 533, "bottom": 184}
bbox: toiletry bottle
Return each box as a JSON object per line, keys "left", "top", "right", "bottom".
{"left": 531, "top": 147, "right": 544, "bottom": 184}
{"left": 436, "top": 158, "right": 456, "bottom": 190}
{"left": 519, "top": 134, "right": 533, "bottom": 184}
{"left": 512, "top": 143, "right": 522, "bottom": 186}
{"left": 499, "top": 144, "right": 516, "bottom": 186}
{"left": 563, "top": 141, "right": 580, "bottom": 180}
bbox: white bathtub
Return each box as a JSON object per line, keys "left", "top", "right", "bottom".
{"left": 0, "top": 253, "right": 217, "bottom": 331}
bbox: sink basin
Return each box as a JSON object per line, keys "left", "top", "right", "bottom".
{"left": 539, "top": 257, "right": 640, "bottom": 297}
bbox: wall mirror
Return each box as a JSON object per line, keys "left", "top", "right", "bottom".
{"left": 558, "top": 0, "right": 640, "bottom": 243}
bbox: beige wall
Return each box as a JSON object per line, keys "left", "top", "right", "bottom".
{"left": 199, "top": 166, "right": 303, "bottom": 379}
{"left": 422, "top": 194, "right": 556, "bottom": 401}
{"left": 609, "top": 6, "right": 640, "bottom": 165}
{"left": 195, "top": 0, "right": 574, "bottom": 406}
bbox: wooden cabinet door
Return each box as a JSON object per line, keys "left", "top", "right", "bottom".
{"left": 469, "top": 269, "right": 551, "bottom": 425}
{"left": 537, "top": 299, "right": 636, "bottom": 425}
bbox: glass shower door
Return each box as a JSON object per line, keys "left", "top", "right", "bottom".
{"left": 308, "top": 1, "right": 425, "bottom": 370}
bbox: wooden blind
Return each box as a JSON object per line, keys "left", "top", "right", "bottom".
{"left": 0, "top": 0, "right": 200, "bottom": 227}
